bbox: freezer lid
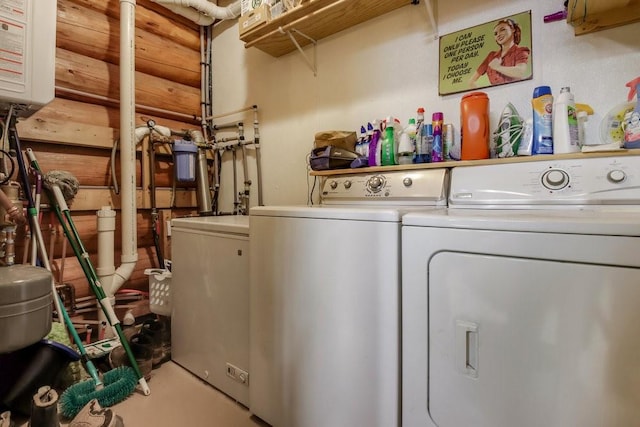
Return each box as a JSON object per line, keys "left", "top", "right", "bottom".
{"left": 402, "top": 208, "right": 640, "bottom": 236}
{"left": 171, "top": 215, "right": 249, "bottom": 234}
{"left": 250, "top": 205, "right": 421, "bottom": 222}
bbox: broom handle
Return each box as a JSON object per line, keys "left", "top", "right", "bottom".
{"left": 26, "top": 148, "right": 150, "bottom": 396}
{"left": 7, "top": 122, "right": 65, "bottom": 321}
{"left": 54, "top": 187, "right": 150, "bottom": 396}
{"left": 57, "top": 292, "right": 104, "bottom": 388}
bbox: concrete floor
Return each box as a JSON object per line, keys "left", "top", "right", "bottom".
{"left": 13, "top": 362, "right": 269, "bottom": 426}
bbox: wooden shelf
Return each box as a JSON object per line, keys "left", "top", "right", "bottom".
{"left": 240, "top": 0, "right": 413, "bottom": 57}
{"left": 309, "top": 149, "right": 640, "bottom": 176}
{"left": 567, "top": 0, "right": 640, "bottom": 35}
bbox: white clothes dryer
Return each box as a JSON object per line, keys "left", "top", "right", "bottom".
{"left": 249, "top": 169, "right": 448, "bottom": 427}
{"left": 402, "top": 156, "right": 640, "bottom": 427}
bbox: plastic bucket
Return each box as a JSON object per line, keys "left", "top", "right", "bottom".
{"left": 0, "top": 340, "right": 80, "bottom": 415}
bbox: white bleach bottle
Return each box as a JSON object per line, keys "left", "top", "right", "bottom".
{"left": 553, "top": 87, "right": 580, "bottom": 153}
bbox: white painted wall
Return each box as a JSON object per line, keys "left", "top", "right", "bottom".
{"left": 211, "top": 0, "right": 640, "bottom": 211}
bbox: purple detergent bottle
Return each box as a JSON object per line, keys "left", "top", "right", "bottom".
{"left": 368, "top": 121, "right": 381, "bottom": 166}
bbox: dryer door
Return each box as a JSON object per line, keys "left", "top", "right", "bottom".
{"left": 429, "top": 252, "right": 640, "bottom": 427}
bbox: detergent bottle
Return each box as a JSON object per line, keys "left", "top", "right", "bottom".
{"left": 460, "top": 92, "right": 490, "bottom": 160}
{"left": 397, "top": 118, "right": 417, "bottom": 165}
{"left": 531, "top": 86, "right": 554, "bottom": 155}
{"left": 552, "top": 87, "right": 580, "bottom": 154}
{"left": 623, "top": 77, "right": 640, "bottom": 148}
{"left": 368, "top": 121, "right": 381, "bottom": 166}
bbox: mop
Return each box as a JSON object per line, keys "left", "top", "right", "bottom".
{"left": 4, "top": 112, "right": 137, "bottom": 418}
{"left": 24, "top": 148, "right": 145, "bottom": 418}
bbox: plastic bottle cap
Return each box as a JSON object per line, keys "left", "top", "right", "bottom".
{"left": 409, "top": 118, "right": 416, "bottom": 124}
{"left": 432, "top": 112, "right": 443, "bottom": 121}
{"left": 417, "top": 107, "right": 425, "bottom": 113}
{"left": 533, "top": 86, "right": 552, "bottom": 97}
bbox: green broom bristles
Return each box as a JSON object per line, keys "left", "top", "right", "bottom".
{"left": 59, "top": 366, "right": 138, "bottom": 419}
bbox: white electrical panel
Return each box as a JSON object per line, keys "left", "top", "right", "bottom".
{"left": 0, "top": 0, "right": 57, "bottom": 117}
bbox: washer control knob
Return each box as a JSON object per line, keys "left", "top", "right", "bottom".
{"left": 344, "top": 180, "right": 352, "bottom": 189}
{"left": 542, "top": 169, "right": 569, "bottom": 190}
{"left": 403, "top": 177, "right": 413, "bottom": 187}
{"left": 330, "top": 180, "right": 338, "bottom": 190}
{"left": 367, "top": 175, "right": 384, "bottom": 193}
{"left": 607, "top": 170, "right": 626, "bottom": 183}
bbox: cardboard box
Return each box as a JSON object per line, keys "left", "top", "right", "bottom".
{"left": 239, "top": 3, "right": 270, "bottom": 36}
{"left": 241, "top": 0, "right": 266, "bottom": 16}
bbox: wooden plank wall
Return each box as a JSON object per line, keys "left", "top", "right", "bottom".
{"left": 11, "top": 0, "right": 203, "bottom": 300}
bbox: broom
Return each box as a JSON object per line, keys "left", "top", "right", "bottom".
{"left": 6, "top": 115, "right": 137, "bottom": 419}
{"left": 24, "top": 148, "right": 148, "bottom": 418}
{"left": 27, "top": 170, "right": 138, "bottom": 418}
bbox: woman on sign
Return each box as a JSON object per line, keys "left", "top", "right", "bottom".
{"left": 468, "top": 18, "right": 530, "bottom": 87}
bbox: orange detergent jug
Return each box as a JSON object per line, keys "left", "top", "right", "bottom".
{"left": 460, "top": 92, "right": 490, "bottom": 160}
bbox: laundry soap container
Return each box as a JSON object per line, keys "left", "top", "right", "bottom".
{"left": 460, "top": 92, "right": 490, "bottom": 160}
{"left": 172, "top": 140, "right": 198, "bottom": 182}
{"left": 0, "top": 265, "right": 53, "bottom": 354}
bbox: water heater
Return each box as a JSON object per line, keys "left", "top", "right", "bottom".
{"left": 0, "top": 0, "right": 57, "bottom": 117}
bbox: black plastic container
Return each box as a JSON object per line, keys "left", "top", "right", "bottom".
{"left": 0, "top": 339, "right": 79, "bottom": 415}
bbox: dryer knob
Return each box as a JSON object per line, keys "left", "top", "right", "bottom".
{"left": 403, "top": 177, "right": 413, "bottom": 187}
{"left": 344, "top": 180, "right": 352, "bottom": 189}
{"left": 607, "top": 170, "right": 626, "bottom": 183}
{"left": 330, "top": 180, "right": 338, "bottom": 189}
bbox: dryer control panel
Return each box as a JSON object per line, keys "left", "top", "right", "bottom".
{"left": 321, "top": 169, "right": 449, "bottom": 206}
{"left": 449, "top": 156, "right": 640, "bottom": 207}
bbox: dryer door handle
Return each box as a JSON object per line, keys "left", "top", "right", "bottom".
{"left": 455, "top": 320, "right": 479, "bottom": 378}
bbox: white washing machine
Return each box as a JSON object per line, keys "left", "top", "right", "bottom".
{"left": 402, "top": 156, "right": 640, "bottom": 427}
{"left": 171, "top": 215, "right": 250, "bottom": 406}
{"left": 249, "top": 169, "right": 449, "bottom": 427}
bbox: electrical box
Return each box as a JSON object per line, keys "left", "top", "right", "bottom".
{"left": 0, "top": 0, "right": 57, "bottom": 117}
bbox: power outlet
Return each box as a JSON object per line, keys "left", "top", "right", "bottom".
{"left": 226, "top": 362, "right": 249, "bottom": 385}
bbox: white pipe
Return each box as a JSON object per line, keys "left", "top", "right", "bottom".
{"left": 102, "top": 123, "right": 172, "bottom": 296}
{"left": 97, "top": 206, "right": 116, "bottom": 288}
{"left": 97, "top": 206, "right": 116, "bottom": 338}
{"left": 151, "top": 0, "right": 241, "bottom": 26}
{"left": 111, "top": 0, "right": 138, "bottom": 296}
{"left": 135, "top": 125, "right": 171, "bottom": 144}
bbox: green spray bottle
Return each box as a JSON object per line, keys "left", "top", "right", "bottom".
{"left": 381, "top": 117, "right": 396, "bottom": 166}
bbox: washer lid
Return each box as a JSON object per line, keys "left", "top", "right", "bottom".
{"left": 250, "top": 205, "right": 442, "bottom": 222}
{"left": 402, "top": 208, "right": 640, "bottom": 236}
{"left": 171, "top": 215, "right": 249, "bottom": 234}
